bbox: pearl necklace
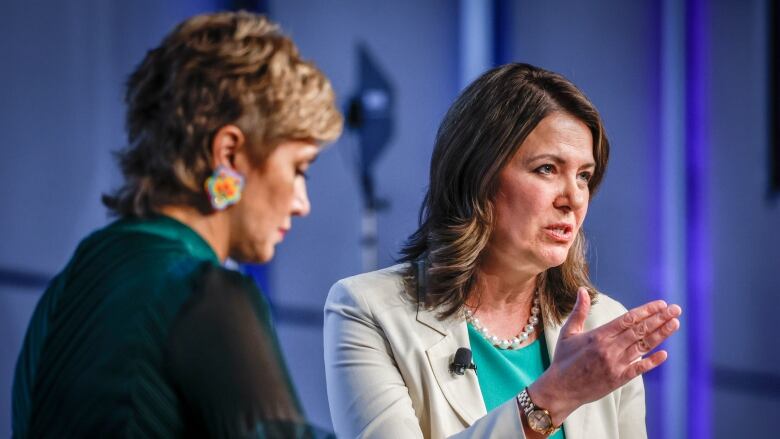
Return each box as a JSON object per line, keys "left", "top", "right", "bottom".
{"left": 463, "top": 294, "right": 541, "bottom": 350}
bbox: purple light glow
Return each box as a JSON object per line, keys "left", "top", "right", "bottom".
{"left": 647, "top": 1, "right": 665, "bottom": 437}
{"left": 685, "top": 0, "right": 712, "bottom": 437}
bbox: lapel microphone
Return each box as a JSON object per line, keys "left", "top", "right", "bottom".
{"left": 449, "top": 348, "right": 477, "bottom": 375}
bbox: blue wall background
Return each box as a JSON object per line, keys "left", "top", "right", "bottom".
{"left": 1, "top": 1, "right": 777, "bottom": 437}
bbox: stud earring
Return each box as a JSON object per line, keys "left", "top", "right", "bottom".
{"left": 204, "top": 165, "right": 244, "bottom": 210}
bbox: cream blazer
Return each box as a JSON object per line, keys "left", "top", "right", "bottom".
{"left": 324, "top": 265, "right": 647, "bottom": 439}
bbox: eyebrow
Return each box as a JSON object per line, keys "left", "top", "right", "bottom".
{"left": 525, "top": 153, "right": 595, "bottom": 169}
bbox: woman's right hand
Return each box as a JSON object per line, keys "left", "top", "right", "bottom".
{"left": 527, "top": 287, "right": 682, "bottom": 427}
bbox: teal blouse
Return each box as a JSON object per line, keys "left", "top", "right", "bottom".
{"left": 468, "top": 323, "right": 566, "bottom": 439}
{"left": 12, "top": 216, "right": 330, "bottom": 438}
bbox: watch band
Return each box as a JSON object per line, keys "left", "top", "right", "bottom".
{"left": 517, "top": 388, "right": 559, "bottom": 436}
{"left": 517, "top": 388, "right": 536, "bottom": 416}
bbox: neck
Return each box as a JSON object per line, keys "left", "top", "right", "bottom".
{"left": 464, "top": 248, "right": 545, "bottom": 342}
{"left": 470, "top": 247, "right": 542, "bottom": 313}
{"left": 467, "top": 264, "right": 542, "bottom": 342}
{"left": 159, "top": 205, "right": 230, "bottom": 262}
{"left": 471, "top": 265, "right": 538, "bottom": 313}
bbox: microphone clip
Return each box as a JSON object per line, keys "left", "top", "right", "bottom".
{"left": 449, "top": 347, "right": 478, "bottom": 376}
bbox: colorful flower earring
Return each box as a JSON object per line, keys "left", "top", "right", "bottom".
{"left": 204, "top": 165, "right": 245, "bottom": 210}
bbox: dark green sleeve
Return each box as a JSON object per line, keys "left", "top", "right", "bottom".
{"left": 165, "top": 264, "right": 334, "bottom": 438}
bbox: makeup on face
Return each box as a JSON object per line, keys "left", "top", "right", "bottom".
{"left": 486, "top": 112, "right": 594, "bottom": 272}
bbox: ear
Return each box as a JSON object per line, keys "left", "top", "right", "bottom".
{"left": 210, "top": 125, "right": 246, "bottom": 170}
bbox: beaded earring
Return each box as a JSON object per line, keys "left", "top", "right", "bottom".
{"left": 204, "top": 165, "right": 245, "bottom": 210}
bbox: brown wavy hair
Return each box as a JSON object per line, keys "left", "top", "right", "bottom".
{"left": 400, "top": 63, "right": 610, "bottom": 324}
{"left": 103, "top": 11, "right": 343, "bottom": 217}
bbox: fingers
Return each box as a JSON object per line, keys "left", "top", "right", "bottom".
{"left": 560, "top": 287, "right": 591, "bottom": 337}
{"left": 613, "top": 304, "right": 682, "bottom": 352}
{"left": 602, "top": 300, "right": 669, "bottom": 338}
{"left": 621, "top": 315, "right": 681, "bottom": 362}
{"left": 622, "top": 350, "right": 668, "bottom": 382}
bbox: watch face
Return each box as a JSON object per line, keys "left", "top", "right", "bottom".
{"left": 529, "top": 409, "right": 553, "bottom": 431}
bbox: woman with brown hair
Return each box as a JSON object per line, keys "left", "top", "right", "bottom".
{"left": 13, "top": 11, "right": 341, "bottom": 438}
{"left": 324, "top": 63, "right": 681, "bottom": 438}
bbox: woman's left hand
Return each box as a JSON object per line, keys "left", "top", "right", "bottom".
{"left": 527, "top": 287, "right": 682, "bottom": 427}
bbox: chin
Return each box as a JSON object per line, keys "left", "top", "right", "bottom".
{"left": 251, "top": 245, "right": 275, "bottom": 264}
{"left": 231, "top": 243, "right": 275, "bottom": 265}
{"left": 257, "top": 250, "right": 274, "bottom": 264}
{"left": 538, "top": 251, "right": 570, "bottom": 270}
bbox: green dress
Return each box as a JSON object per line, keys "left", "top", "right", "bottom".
{"left": 468, "top": 323, "right": 566, "bottom": 439}
{"left": 12, "top": 216, "right": 329, "bottom": 438}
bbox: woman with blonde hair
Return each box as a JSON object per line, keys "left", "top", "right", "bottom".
{"left": 13, "top": 11, "right": 341, "bottom": 438}
{"left": 324, "top": 63, "right": 681, "bottom": 438}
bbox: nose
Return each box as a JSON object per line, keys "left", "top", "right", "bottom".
{"left": 554, "top": 176, "right": 588, "bottom": 212}
{"left": 291, "top": 177, "right": 311, "bottom": 217}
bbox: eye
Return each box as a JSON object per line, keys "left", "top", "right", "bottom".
{"left": 578, "top": 171, "right": 593, "bottom": 182}
{"left": 534, "top": 164, "right": 555, "bottom": 175}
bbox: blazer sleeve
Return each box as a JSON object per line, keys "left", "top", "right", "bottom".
{"left": 324, "top": 279, "right": 526, "bottom": 439}
{"left": 324, "top": 279, "right": 425, "bottom": 438}
{"left": 449, "top": 401, "right": 525, "bottom": 439}
{"left": 617, "top": 375, "right": 648, "bottom": 439}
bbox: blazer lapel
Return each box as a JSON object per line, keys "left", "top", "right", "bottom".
{"left": 420, "top": 307, "right": 487, "bottom": 426}
{"left": 416, "top": 303, "right": 448, "bottom": 336}
{"left": 544, "top": 322, "right": 587, "bottom": 439}
{"left": 419, "top": 307, "right": 591, "bottom": 433}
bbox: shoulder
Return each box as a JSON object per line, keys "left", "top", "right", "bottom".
{"left": 185, "top": 264, "right": 264, "bottom": 311}
{"left": 49, "top": 220, "right": 214, "bottom": 317}
{"left": 72, "top": 220, "right": 202, "bottom": 275}
{"left": 326, "top": 264, "right": 413, "bottom": 318}
{"left": 169, "top": 264, "right": 271, "bottom": 343}
{"left": 332, "top": 264, "right": 408, "bottom": 293}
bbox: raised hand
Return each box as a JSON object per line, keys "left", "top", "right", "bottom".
{"left": 527, "top": 287, "right": 682, "bottom": 426}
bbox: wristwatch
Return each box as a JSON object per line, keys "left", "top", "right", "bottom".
{"left": 517, "top": 388, "right": 560, "bottom": 436}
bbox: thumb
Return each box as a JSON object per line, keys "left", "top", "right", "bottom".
{"left": 560, "top": 287, "right": 591, "bottom": 337}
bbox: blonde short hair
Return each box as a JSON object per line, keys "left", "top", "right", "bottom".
{"left": 104, "top": 11, "right": 343, "bottom": 217}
